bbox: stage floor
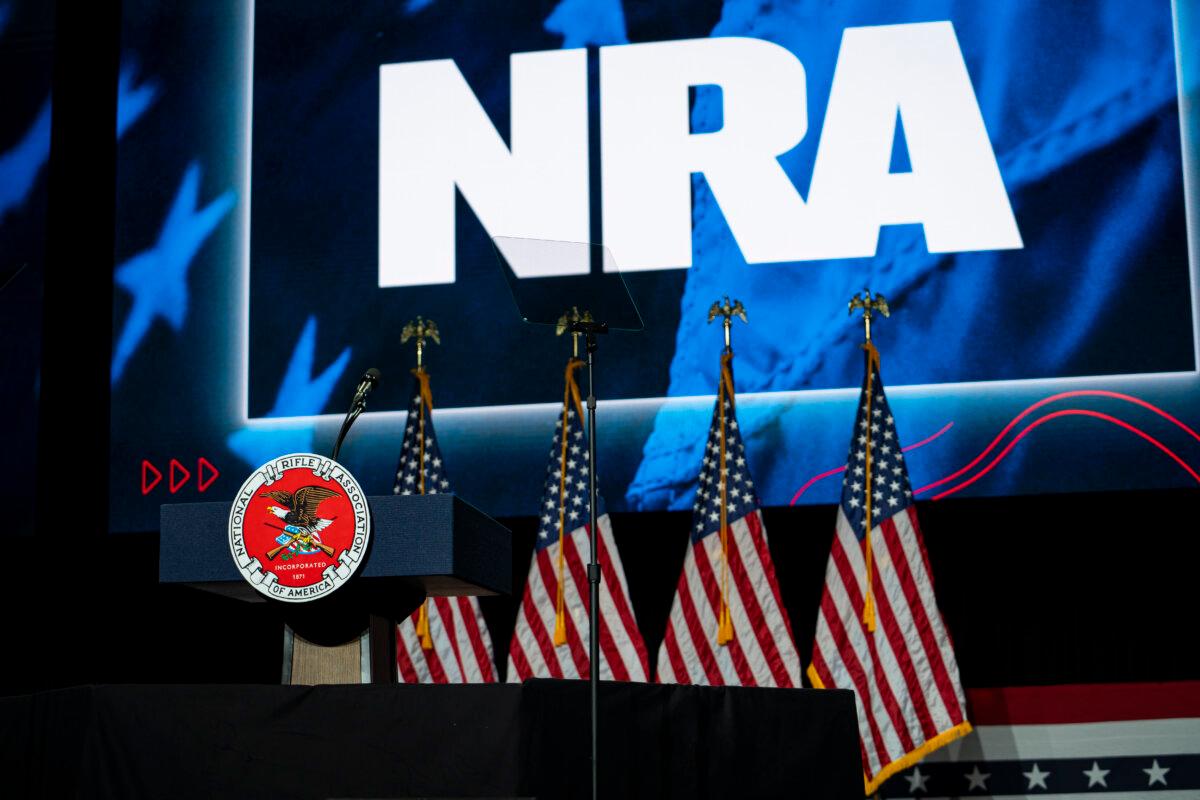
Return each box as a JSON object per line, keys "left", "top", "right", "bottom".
{"left": 0, "top": 679, "right": 860, "bottom": 799}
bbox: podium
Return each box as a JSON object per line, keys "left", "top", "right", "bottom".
{"left": 159, "top": 493, "right": 511, "bottom": 684}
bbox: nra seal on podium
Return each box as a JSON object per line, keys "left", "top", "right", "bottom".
{"left": 227, "top": 453, "right": 371, "bottom": 602}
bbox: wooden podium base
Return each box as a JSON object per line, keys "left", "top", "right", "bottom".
{"left": 283, "top": 628, "right": 369, "bottom": 684}
{"left": 282, "top": 613, "right": 401, "bottom": 685}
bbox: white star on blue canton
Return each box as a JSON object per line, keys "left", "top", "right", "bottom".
{"left": 392, "top": 373, "right": 453, "bottom": 499}
{"left": 531, "top": 390, "right": 604, "bottom": 552}
{"left": 688, "top": 389, "right": 761, "bottom": 543}
{"left": 839, "top": 364, "right": 914, "bottom": 540}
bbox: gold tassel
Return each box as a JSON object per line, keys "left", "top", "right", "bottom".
{"left": 417, "top": 601, "right": 433, "bottom": 650}
{"left": 861, "top": 342, "right": 881, "bottom": 633}
{"left": 716, "top": 352, "right": 736, "bottom": 647}
{"left": 411, "top": 366, "right": 438, "bottom": 648}
{"left": 411, "top": 367, "right": 433, "bottom": 496}
{"left": 553, "top": 597, "right": 568, "bottom": 647}
{"left": 717, "top": 603, "right": 733, "bottom": 645}
{"left": 552, "top": 359, "right": 586, "bottom": 648}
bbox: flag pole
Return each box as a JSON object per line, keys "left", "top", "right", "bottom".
{"left": 402, "top": 317, "right": 441, "bottom": 649}
{"left": 553, "top": 309, "right": 590, "bottom": 647}
{"left": 707, "top": 296, "right": 747, "bottom": 646}
{"left": 847, "top": 289, "right": 889, "bottom": 632}
{"left": 561, "top": 305, "right": 607, "bottom": 800}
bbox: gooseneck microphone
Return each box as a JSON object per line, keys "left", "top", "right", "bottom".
{"left": 353, "top": 367, "right": 381, "bottom": 405}
{"left": 332, "top": 368, "right": 381, "bottom": 462}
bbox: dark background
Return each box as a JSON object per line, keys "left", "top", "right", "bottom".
{"left": 0, "top": 0, "right": 54, "bottom": 537}
{"left": 6, "top": 0, "right": 1197, "bottom": 702}
{"left": 8, "top": 490, "right": 1198, "bottom": 696}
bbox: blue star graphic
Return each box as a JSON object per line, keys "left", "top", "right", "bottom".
{"left": 227, "top": 316, "right": 351, "bottom": 466}
{"left": 0, "top": 96, "right": 50, "bottom": 223}
{"left": 402, "top": 0, "right": 436, "bottom": 15}
{"left": 116, "top": 58, "right": 160, "bottom": 138}
{"left": 111, "top": 161, "right": 236, "bottom": 383}
{"left": 0, "top": 4, "right": 11, "bottom": 36}
{"left": 1, "top": 50, "right": 157, "bottom": 223}
{"left": 544, "top": 0, "right": 628, "bottom": 47}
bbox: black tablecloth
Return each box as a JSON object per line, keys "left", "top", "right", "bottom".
{"left": 0, "top": 680, "right": 861, "bottom": 799}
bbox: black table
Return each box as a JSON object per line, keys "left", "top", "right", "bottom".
{"left": 0, "top": 680, "right": 862, "bottom": 799}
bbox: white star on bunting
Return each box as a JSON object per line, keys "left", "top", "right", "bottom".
{"left": 906, "top": 766, "right": 929, "bottom": 794}
{"left": 1082, "top": 761, "right": 1109, "bottom": 788}
{"left": 1144, "top": 759, "right": 1170, "bottom": 786}
{"left": 964, "top": 764, "right": 990, "bottom": 791}
{"left": 1022, "top": 762, "right": 1050, "bottom": 790}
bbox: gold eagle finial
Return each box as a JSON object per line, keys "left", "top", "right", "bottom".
{"left": 707, "top": 296, "right": 747, "bottom": 351}
{"left": 848, "top": 288, "right": 890, "bottom": 342}
{"left": 401, "top": 316, "right": 440, "bottom": 367}
{"left": 555, "top": 306, "right": 593, "bottom": 357}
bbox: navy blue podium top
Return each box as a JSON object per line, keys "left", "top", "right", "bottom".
{"left": 160, "top": 494, "right": 511, "bottom": 602}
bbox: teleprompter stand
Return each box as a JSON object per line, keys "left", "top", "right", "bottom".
{"left": 493, "top": 236, "right": 643, "bottom": 800}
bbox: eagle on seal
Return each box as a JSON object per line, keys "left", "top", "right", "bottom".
{"left": 260, "top": 485, "right": 339, "bottom": 530}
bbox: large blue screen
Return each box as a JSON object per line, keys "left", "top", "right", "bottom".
{"left": 108, "top": 0, "right": 1200, "bottom": 532}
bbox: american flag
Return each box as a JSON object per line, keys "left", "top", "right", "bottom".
{"left": 809, "top": 344, "right": 970, "bottom": 794}
{"left": 657, "top": 353, "right": 802, "bottom": 687}
{"left": 392, "top": 368, "right": 498, "bottom": 683}
{"left": 508, "top": 359, "right": 649, "bottom": 682}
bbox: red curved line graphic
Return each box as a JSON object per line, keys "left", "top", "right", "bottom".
{"left": 914, "top": 390, "right": 1200, "bottom": 496}
{"left": 789, "top": 421, "right": 954, "bottom": 505}
{"left": 931, "top": 409, "right": 1200, "bottom": 501}
{"left": 904, "top": 421, "right": 956, "bottom": 452}
{"left": 789, "top": 465, "right": 848, "bottom": 506}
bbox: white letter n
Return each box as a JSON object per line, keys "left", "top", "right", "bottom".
{"left": 378, "top": 50, "right": 589, "bottom": 287}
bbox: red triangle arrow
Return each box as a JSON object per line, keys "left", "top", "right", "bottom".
{"left": 197, "top": 457, "right": 220, "bottom": 492}
{"left": 169, "top": 458, "right": 191, "bottom": 494}
{"left": 141, "top": 460, "right": 162, "bottom": 495}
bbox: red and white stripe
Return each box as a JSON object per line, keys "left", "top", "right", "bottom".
{"left": 923, "top": 683, "right": 1200, "bottom": 800}
{"left": 396, "top": 596, "right": 498, "bottom": 683}
{"left": 810, "top": 505, "right": 969, "bottom": 791}
{"left": 656, "top": 509, "right": 802, "bottom": 687}
{"left": 508, "top": 514, "right": 649, "bottom": 682}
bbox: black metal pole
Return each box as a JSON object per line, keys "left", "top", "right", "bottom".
{"left": 37, "top": 0, "right": 119, "bottom": 543}
{"left": 585, "top": 332, "right": 601, "bottom": 800}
